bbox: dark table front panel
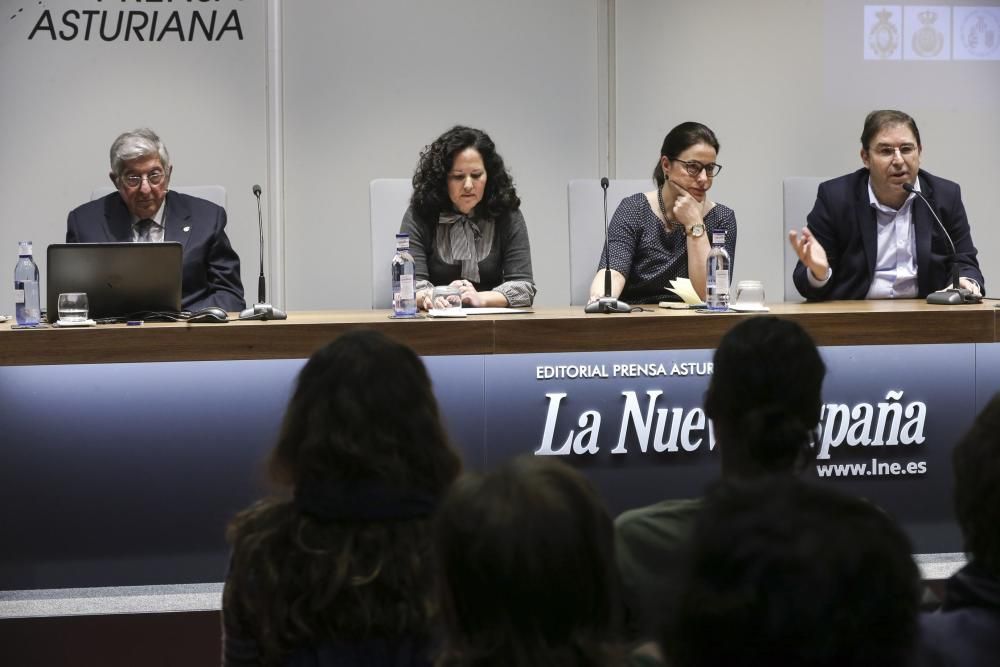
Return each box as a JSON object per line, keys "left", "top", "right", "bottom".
{"left": 2, "top": 341, "right": 996, "bottom": 590}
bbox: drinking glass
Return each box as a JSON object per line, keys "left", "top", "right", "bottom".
{"left": 432, "top": 285, "right": 463, "bottom": 309}
{"left": 734, "top": 281, "right": 765, "bottom": 309}
{"left": 57, "top": 292, "right": 89, "bottom": 322}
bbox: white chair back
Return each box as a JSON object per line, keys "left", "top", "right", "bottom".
{"left": 369, "top": 178, "right": 414, "bottom": 309}
{"left": 91, "top": 185, "right": 227, "bottom": 208}
{"left": 567, "top": 179, "right": 652, "bottom": 306}
{"left": 781, "top": 177, "right": 825, "bottom": 301}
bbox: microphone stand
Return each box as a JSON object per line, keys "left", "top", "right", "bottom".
{"left": 903, "top": 182, "right": 980, "bottom": 306}
{"left": 585, "top": 177, "right": 632, "bottom": 314}
{"left": 239, "top": 185, "right": 287, "bottom": 320}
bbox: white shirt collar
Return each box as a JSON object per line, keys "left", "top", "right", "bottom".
{"left": 867, "top": 176, "right": 919, "bottom": 214}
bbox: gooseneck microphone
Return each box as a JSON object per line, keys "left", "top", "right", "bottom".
{"left": 585, "top": 177, "right": 632, "bottom": 314}
{"left": 902, "top": 182, "right": 980, "bottom": 305}
{"left": 239, "top": 184, "right": 287, "bottom": 320}
{"left": 253, "top": 184, "right": 265, "bottom": 302}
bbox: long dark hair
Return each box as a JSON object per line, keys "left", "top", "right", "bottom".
{"left": 704, "top": 317, "right": 826, "bottom": 478}
{"left": 410, "top": 125, "right": 520, "bottom": 220}
{"left": 224, "top": 330, "right": 461, "bottom": 665}
{"left": 434, "top": 456, "right": 622, "bottom": 667}
{"left": 953, "top": 392, "right": 1000, "bottom": 576}
{"left": 652, "top": 122, "right": 720, "bottom": 186}
{"left": 665, "top": 477, "right": 920, "bottom": 667}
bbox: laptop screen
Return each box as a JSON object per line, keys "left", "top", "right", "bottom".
{"left": 46, "top": 242, "right": 183, "bottom": 322}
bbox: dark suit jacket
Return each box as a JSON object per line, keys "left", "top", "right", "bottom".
{"left": 792, "top": 168, "right": 984, "bottom": 300}
{"left": 66, "top": 191, "right": 246, "bottom": 312}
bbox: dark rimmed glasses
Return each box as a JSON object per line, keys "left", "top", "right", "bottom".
{"left": 670, "top": 158, "right": 722, "bottom": 178}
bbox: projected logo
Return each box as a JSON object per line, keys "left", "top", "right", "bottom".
{"left": 906, "top": 7, "right": 949, "bottom": 60}
{"left": 913, "top": 11, "right": 943, "bottom": 56}
{"left": 956, "top": 8, "right": 1000, "bottom": 59}
{"left": 866, "top": 7, "right": 901, "bottom": 59}
{"left": 865, "top": 5, "right": 1000, "bottom": 60}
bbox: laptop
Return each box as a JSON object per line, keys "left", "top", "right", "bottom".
{"left": 46, "top": 242, "right": 183, "bottom": 322}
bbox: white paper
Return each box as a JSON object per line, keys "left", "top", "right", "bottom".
{"left": 427, "top": 308, "right": 467, "bottom": 318}
{"left": 54, "top": 319, "right": 97, "bottom": 327}
{"left": 464, "top": 308, "right": 533, "bottom": 316}
{"left": 664, "top": 278, "right": 704, "bottom": 305}
{"left": 728, "top": 304, "right": 770, "bottom": 313}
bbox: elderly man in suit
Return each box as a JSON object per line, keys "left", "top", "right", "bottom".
{"left": 789, "top": 110, "right": 984, "bottom": 301}
{"left": 67, "top": 128, "right": 246, "bottom": 312}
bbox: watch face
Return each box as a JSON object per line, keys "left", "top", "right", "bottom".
{"left": 689, "top": 224, "right": 705, "bottom": 238}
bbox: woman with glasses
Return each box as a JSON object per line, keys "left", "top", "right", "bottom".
{"left": 402, "top": 126, "right": 536, "bottom": 310}
{"left": 588, "top": 122, "right": 737, "bottom": 305}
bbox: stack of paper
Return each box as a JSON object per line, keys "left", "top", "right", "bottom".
{"left": 660, "top": 278, "right": 705, "bottom": 309}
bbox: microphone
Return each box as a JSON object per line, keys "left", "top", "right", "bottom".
{"left": 239, "top": 184, "right": 287, "bottom": 320}
{"left": 585, "top": 177, "right": 632, "bottom": 314}
{"left": 902, "top": 182, "right": 980, "bottom": 305}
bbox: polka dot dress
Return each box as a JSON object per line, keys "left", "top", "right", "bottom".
{"left": 598, "top": 193, "right": 738, "bottom": 303}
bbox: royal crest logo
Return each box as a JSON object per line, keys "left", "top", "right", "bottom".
{"left": 912, "top": 10, "right": 944, "bottom": 58}
{"left": 869, "top": 8, "right": 900, "bottom": 59}
{"left": 961, "top": 10, "right": 1000, "bottom": 58}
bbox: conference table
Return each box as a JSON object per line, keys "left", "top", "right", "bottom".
{"left": 2, "top": 301, "right": 996, "bottom": 365}
{"left": 1, "top": 302, "right": 998, "bottom": 615}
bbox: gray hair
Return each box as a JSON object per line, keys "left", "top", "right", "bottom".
{"left": 109, "top": 128, "right": 171, "bottom": 178}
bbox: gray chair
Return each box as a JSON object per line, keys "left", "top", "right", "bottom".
{"left": 91, "top": 185, "right": 227, "bottom": 208}
{"left": 567, "top": 179, "right": 652, "bottom": 306}
{"left": 781, "top": 177, "right": 825, "bottom": 302}
{"left": 369, "top": 178, "right": 413, "bottom": 309}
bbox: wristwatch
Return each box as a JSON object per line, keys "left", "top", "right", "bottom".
{"left": 686, "top": 223, "right": 705, "bottom": 238}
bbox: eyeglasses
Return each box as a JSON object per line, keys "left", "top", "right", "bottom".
{"left": 670, "top": 158, "right": 722, "bottom": 178}
{"left": 120, "top": 171, "right": 166, "bottom": 189}
{"left": 870, "top": 144, "right": 918, "bottom": 159}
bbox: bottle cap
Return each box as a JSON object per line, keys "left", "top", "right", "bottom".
{"left": 18, "top": 241, "right": 32, "bottom": 256}
{"left": 395, "top": 233, "right": 409, "bottom": 249}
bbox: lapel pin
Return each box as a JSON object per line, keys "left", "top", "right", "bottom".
{"left": 183, "top": 226, "right": 191, "bottom": 232}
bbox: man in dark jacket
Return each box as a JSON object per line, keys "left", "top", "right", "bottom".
{"left": 789, "top": 110, "right": 983, "bottom": 301}
{"left": 67, "top": 128, "right": 245, "bottom": 312}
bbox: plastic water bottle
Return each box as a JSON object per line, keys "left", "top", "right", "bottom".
{"left": 392, "top": 233, "right": 417, "bottom": 317}
{"left": 14, "top": 241, "right": 42, "bottom": 326}
{"left": 706, "top": 230, "right": 730, "bottom": 311}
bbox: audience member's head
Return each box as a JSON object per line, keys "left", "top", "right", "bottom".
{"left": 224, "top": 330, "right": 461, "bottom": 665}
{"left": 953, "top": 393, "right": 1000, "bottom": 577}
{"left": 434, "top": 455, "right": 621, "bottom": 667}
{"left": 704, "top": 316, "right": 826, "bottom": 478}
{"left": 665, "top": 477, "right": 921, "bottom": 667}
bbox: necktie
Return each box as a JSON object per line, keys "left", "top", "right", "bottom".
{"left": 136, "top": 219, "right": 154, "bottom": 242}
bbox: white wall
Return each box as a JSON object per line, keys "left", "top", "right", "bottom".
{"left": 0, "top": 0, "right": 267, "bottom": 311}
{"left": 280, "top": 0, "right": 604, "bottom": 309}
{"left": 615, "top": 0, "right": 1000, "bottom": 299}
{"left": 3, "top": 0, "right": 997, "bottom": 315}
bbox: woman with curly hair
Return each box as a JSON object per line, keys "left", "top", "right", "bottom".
{"left": 402, "top": 125, "right": 536, "bottom": 310}
{"left": 222, "top": 330, "right": 462, "bottom": 667}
